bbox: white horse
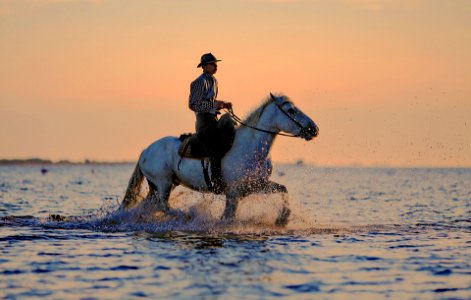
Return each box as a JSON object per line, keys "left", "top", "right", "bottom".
{"left": 120, "top": 94, "right": 319, "bottom": 226}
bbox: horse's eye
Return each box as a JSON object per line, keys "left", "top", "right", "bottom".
{"left": 288, "top": 108, "right": 296, "bottom": 114}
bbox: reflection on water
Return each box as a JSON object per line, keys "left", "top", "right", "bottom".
{"left": 0, "top": 165, "right": 470, "bottom": 299}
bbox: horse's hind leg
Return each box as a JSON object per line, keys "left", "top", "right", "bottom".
{"left": 143, "top": 179, "right": 173, "bottom": 212}
{"left": 156, "top": 181, "right": 173, "bottom": 212}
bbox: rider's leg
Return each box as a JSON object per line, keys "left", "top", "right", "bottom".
{"left": 196, "top": 112, "right": 227, "bottom": 192}
{"left": 195, "top": 112, "right": 219, "bottom": 156}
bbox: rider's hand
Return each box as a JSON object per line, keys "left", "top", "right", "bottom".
{"left": 214, "top": 100, "right": 225, "bottom": 110}
{"left": 223, "top": 102, "right": 233, "bottom": 109}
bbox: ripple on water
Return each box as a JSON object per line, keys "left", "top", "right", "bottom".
{"left": 284, "top": 281, "right": 322, "bottom": 293}
{"left": 0, "top": 166, "right": 470, "bottom": 299}
{"left": 110, "top": 265, "right": 140, "bottom": 271}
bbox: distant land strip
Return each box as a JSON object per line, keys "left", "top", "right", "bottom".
{"left": 0, "top": 158, "right": 133, "bottom": 165}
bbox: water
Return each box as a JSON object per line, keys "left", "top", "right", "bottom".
{"left": 1, "top": 164, "right": 470, "bottom": 299}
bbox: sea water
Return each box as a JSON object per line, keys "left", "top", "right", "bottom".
{"left": 0, "top": 164, "right": 470, "bottom": 299}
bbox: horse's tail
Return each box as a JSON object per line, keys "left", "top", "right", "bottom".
{"left": 120, "top": 152, "right": 145, "bottom": 210}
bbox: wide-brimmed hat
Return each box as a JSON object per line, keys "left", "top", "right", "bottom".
{"left": 197, "top": 53, "right": 221, "bottom": 68}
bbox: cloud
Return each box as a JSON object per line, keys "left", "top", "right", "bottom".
{"left": 0, "top": 5, "right": 12, "bottom": 15}
{"left": 342, "top": 0, "right": 424, "bottom": 11}
{"left": 251, "top": 0, "right": 423, "bottom": 10}
{"left": 0, "top": 0, "right": 106, "bottom": 10}
{"left": 29, "top": 0, "right": 104, "bottom": 4}
{"left": 239, "top": 0, "right": 301, "bottom": 3}
{"left": 0, "top": 0, "right": 105, "bottom": 15}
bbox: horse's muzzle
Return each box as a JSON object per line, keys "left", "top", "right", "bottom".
{"left": 301, "top": 124, "right": 319, "bottom": 141}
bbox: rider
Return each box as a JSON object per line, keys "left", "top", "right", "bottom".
{"left": 188, "top": 53, "right": 233, "bottom": 192}
{"left": 189, "top": 53, "right": 232, "bottom": 157}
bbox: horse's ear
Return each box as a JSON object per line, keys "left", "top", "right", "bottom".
{"left": 270, "top": 93, "right": 276, "bottom": 101}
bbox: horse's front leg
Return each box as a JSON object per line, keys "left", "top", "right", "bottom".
{"left": 261, "top": 180, "right": 290, "bottom": 227}
{"left": 261, "top": 180, "right": 287, "bottom": 194}
{"left": 221, "top": 186, "right": 245, "bottom": 222}
{"left": 222, "top": 194, "right": 238, "bottom": 221}
{"left": 274, "top": 196, "right": 291, "bottom": 227}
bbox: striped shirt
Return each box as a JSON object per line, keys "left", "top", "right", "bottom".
{"left": 188, "top": 72, "right": 219, "bottom": 114}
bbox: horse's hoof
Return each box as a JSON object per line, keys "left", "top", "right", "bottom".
{"left": 274, "top": 207, "right": 291, "bottom": 227}
{"left": 49, "top": 214, "right": 66, "bottom": 222}
{"left": 153, "top": 211, "right": 166, "bottom": 218}
{"left": 278, "top": 186, "right": 288, "bottom": 193}
{"left": 165, "top": 209, "right": 187, "bottom": 220}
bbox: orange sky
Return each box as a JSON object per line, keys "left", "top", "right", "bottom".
{"left": 1, "top": 0, "right": 470, "bottom": 166}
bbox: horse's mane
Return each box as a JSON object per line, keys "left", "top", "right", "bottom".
{"left": 244, "top": 94, "right": 293, "bottom": 126}
{"left": 242, "top": 94, "right": 292, "bottom": 126}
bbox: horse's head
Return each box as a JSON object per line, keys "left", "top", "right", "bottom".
{"left": 269, "top": 93, "right": 319, "bottom": 140}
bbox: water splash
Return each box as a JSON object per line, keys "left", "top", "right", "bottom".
{"left": 0, "top": 187, "right": 386, "bottom": 236}
{"left": 96, "top": 190, "right": 315, "bottom": 235}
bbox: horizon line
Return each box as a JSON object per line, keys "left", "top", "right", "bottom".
{"left": 1, "top": 158, "right": 470, "bottom": 169}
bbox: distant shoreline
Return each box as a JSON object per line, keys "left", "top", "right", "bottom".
{"left": 0, "top": 158, "right": 469, "bottom": 169}
{"left": 0, "top": 158, "right": 134, "bottom": 166}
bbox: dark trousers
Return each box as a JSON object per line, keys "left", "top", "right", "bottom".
{"left": 195, "top": 113, "right": 223, "bottom": 158}
{"left": 195, "top": 113, "right": 224, "bottom": 191}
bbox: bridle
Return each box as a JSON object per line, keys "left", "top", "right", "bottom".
{"left": 225, "top": 96, "right": 309, "bottom": 138}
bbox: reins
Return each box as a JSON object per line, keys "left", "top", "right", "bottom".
{"left": 177, "top": 98, "right": 307, "bottom": 171}
{"left": 224, "top": 102, "right": 303, "bottom": 138}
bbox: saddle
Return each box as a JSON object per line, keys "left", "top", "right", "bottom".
{"left": 177, "top": 114, "right": 236, "bottom": 194}
{"left": 178, "top": 133, "right": 207, "bottom": 159}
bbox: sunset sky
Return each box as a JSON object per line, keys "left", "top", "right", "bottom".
{"left": 1, "top": 0, "right": 470, "bottom": 166}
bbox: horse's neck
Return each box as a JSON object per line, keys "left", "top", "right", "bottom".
{"left": 230, "top": 106, "right": 278, "bottom": 164}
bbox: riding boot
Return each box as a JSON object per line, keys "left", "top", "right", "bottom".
{"left": 210, "top": 157, "right": 225, "bottom": 194}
